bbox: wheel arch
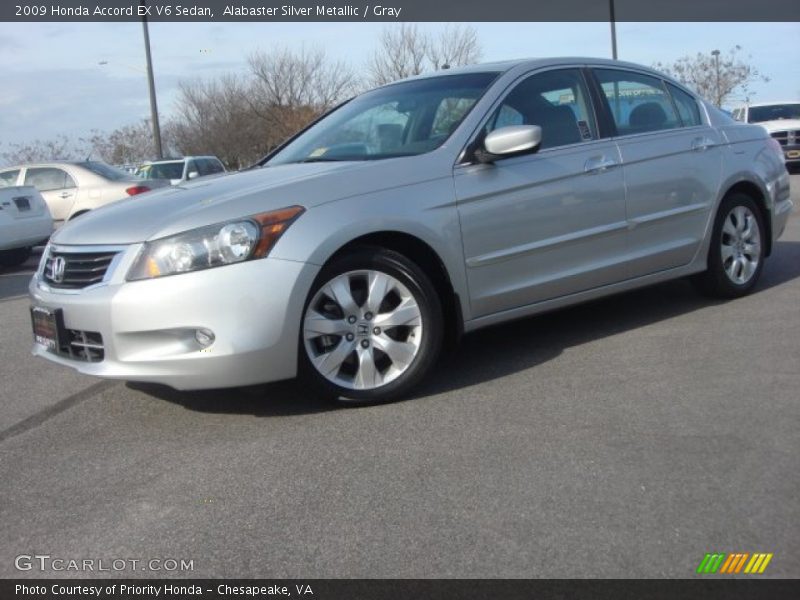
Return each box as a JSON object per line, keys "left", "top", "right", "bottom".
{"left": 68, "top": 209, "right": 90, "bottom": 221}
{"left": 719, "top": 179, "right": 773, "bottom": 256}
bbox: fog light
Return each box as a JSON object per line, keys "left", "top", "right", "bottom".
{"left": 195, "top": 328, "right": 215, "bottom": 347}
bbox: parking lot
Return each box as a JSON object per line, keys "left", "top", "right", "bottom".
{"left": 1, "top": 175, "right": 798, "bottom": 579}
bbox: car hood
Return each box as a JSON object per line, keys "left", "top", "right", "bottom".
{"left": 756, "top": 118, "right": 800, "bottom": 132}
{"left": 51, "top": 159, "right": 439, "bottom": 246}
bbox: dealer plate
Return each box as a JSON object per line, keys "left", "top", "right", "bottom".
{"left": 30, "top": 306, "right": 61, "bottom": 352}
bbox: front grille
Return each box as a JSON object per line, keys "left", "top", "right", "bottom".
{"left": 771, "top": 130, "right": 799, "bottom": 147}
{"left": 771, "top": 132, "right": 788, "bottom": 146}
{"left": 58, "top": 329, "right": 104, "bottom": 362}
{"left": 43, "top": 249, "right": 119, "bottom": 289}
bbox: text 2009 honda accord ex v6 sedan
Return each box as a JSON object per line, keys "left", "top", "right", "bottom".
{"left": 29, "top": 58, "right": 793, "bottom": 403}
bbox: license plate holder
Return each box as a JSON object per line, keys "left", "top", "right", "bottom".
{"left": 30, "top": 306, "right": 64, "bottom": 352}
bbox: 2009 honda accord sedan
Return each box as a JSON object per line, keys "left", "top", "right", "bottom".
{"left": 29, "top": 58, "right": 793, "bottom": 403}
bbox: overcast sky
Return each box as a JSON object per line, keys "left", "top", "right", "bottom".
{"left": 0, "top": 21, "right": 797, "bottom": 148}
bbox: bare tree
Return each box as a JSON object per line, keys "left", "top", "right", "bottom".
{"left": 654, "top": 46, "right": 769, "bottom": 107}
{"left": 368, "top": 24, "right": 430, "bottom": 86}
{"left": 368, "top": 24, "right": 482, "bottom": 86}
{"left": 83, "top": 120, "right": 158, "bottom": 165}
{"left": 0, "top": 134, "right": 87, "bottom": 165}
{"left": 247, "top": 46, "right": 359, "bottom": 150}
{"left": 170, "top": 75, "right": 268, "bottom": 168}
{"left": 427, "top": 25, "right": 482, "bottom": 72}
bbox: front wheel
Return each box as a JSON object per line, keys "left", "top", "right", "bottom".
{"left": 693, "top": 193, "right": 765, "bottom": 298}
{"left": 299, "top": 247, "right": 443, "bottom": 404}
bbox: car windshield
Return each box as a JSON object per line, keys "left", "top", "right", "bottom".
{"left": 80, "top": 161, "right": 133, "bottom": 181}
{"left": 748, "top": 104, "right": 800, "bottom": 123}
{"left": 138, "top": 162, "right": 185, "bottom": 180}
{"left": 267, "top": 72, "right": 500, "bottom": 165}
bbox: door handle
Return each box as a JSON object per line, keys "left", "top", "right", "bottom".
{"left": 59, "top": 191, "right": 71, "bottom": 198}
{"left": 691, "top": 137, "right": 716, "bottom": 152}
{"left": 584, "top": 156, "right": 617, "bottom": 174}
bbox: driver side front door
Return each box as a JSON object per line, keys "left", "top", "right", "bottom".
{"left": 455, "top": 68, "right": 629, "bottom": 318}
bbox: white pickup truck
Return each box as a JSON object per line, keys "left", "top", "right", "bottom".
{"left": 731, "top": 101, "right": 800, "bottom": 167}
{"left": 0, "top": 185, "right": 53, "bottom": 267}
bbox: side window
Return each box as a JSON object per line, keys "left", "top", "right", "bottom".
{"left": 24, "top": 167, "right": 75, "bottom": 192}
{"left": 594, "top": 69, "right": 681, "bottom": 135}
{"left": 487, "top": 69, "right": 596, "bottom": 150}
{"left": 0, "top": 169, "right": 20, "bottom": 187}
{"left": 204, "top": 159, "right": 225, "bottom": 174}
{"left": 667, "top": 84, "right": 702, "bottom": 127}
{"left": 195, "top": 159, "right": 211, "bottom": 176}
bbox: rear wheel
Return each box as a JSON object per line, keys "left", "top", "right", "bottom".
{"left": 299, "top": 247, "right": 443, "bottom": 404}
{"left": 693, "top": 193, "right": 765, "bottom": 298}
{"left": 0, "top": 247, "right": 32, "bottom": 267}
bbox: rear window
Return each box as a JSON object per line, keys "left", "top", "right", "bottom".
{"left": 199, "top": 158, "right": 225, "bottom": 175}
{"left": 138, "top": 162, "right": 185, "bottom": 180}
{"left": 0, "top": 170, "right": 20, "bottom": 187}
{"left": 80, "top": 161, "right": 132, "bottom": 181}
{"left": 747, "top": 104, "right": 800, "bottom": 123}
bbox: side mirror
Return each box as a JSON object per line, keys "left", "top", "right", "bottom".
{"left": 187, "top": 171, "right": 199, "bottom": 180}
{"left": 476, "top": 125, "right": 542, "bottom": 164}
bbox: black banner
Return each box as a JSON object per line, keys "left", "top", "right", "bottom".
{"left": 2, "top": 0, "right": 799, "bottom": 22}
{"left": 2, "top": 579, "right": 799, "bottom": 600}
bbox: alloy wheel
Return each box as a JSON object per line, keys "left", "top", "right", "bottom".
{"left": 720, "top": 205, "right": 761, "bottom": 285}
{"left": 303, "top": 270, "right": 424, "bottom": 390}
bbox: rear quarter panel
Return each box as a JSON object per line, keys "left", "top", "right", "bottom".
{"left": 688, "top": 122, "right": 790, "bottom": 265}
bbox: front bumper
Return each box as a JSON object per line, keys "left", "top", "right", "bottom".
{"left": 770, "top": 169, "right": 794, "bottom": 244}
{"left": 782, "top": 144, "right": 800, "bottom": 164}
{"left": 29, "top": 246, "right": 320, "bottom": 390}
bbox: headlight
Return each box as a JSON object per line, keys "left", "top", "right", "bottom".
{"left": 127, "top": 206, "right": 304, "bottom": 281}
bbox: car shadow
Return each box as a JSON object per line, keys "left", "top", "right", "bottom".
{"left": 133, "top": 239, "right": 798, "bottom": 417}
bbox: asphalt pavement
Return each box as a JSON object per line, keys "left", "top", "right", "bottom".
{"left": 1, "top": 176, "right": 798, "bottom": 578}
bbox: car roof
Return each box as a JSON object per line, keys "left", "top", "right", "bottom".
{"left": 380, "top": 57, "right": 692, "bottom": 96}
{"left": 403, "top": 57, "right": 669, "bottom": 79}
{"left": 734, "top": 101, "right": 800, "bottom": 108}
{"left": 140, "top": 156, "right": 220, "bottom": 165}
{"left": 1, "top": 160, "right": 92, "bottom": 170}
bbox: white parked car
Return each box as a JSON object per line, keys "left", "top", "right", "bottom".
{"left": 136, "top": 156, "right": 226, "bottom": 185}
{"left": 0, "top": 186, "right": 52, "bottom": 267}
{"left": 0, "top": 161, "right": 168, "bottom": 226}
{"left": 731, "top": 101, "right": 800, "bottom": 166}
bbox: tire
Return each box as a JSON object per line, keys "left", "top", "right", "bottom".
{"left": 0, "top": 247, "right": 32, "bottom": 267}
{"left": 299, "top": 246, "right": 443, "bottom": 405}
{"left": 693, "top": 193, "right": 766, "bottom": 298}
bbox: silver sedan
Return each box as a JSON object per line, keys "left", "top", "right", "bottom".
{"left": 29, "top": 58, "right": 793, "bottom": 403}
